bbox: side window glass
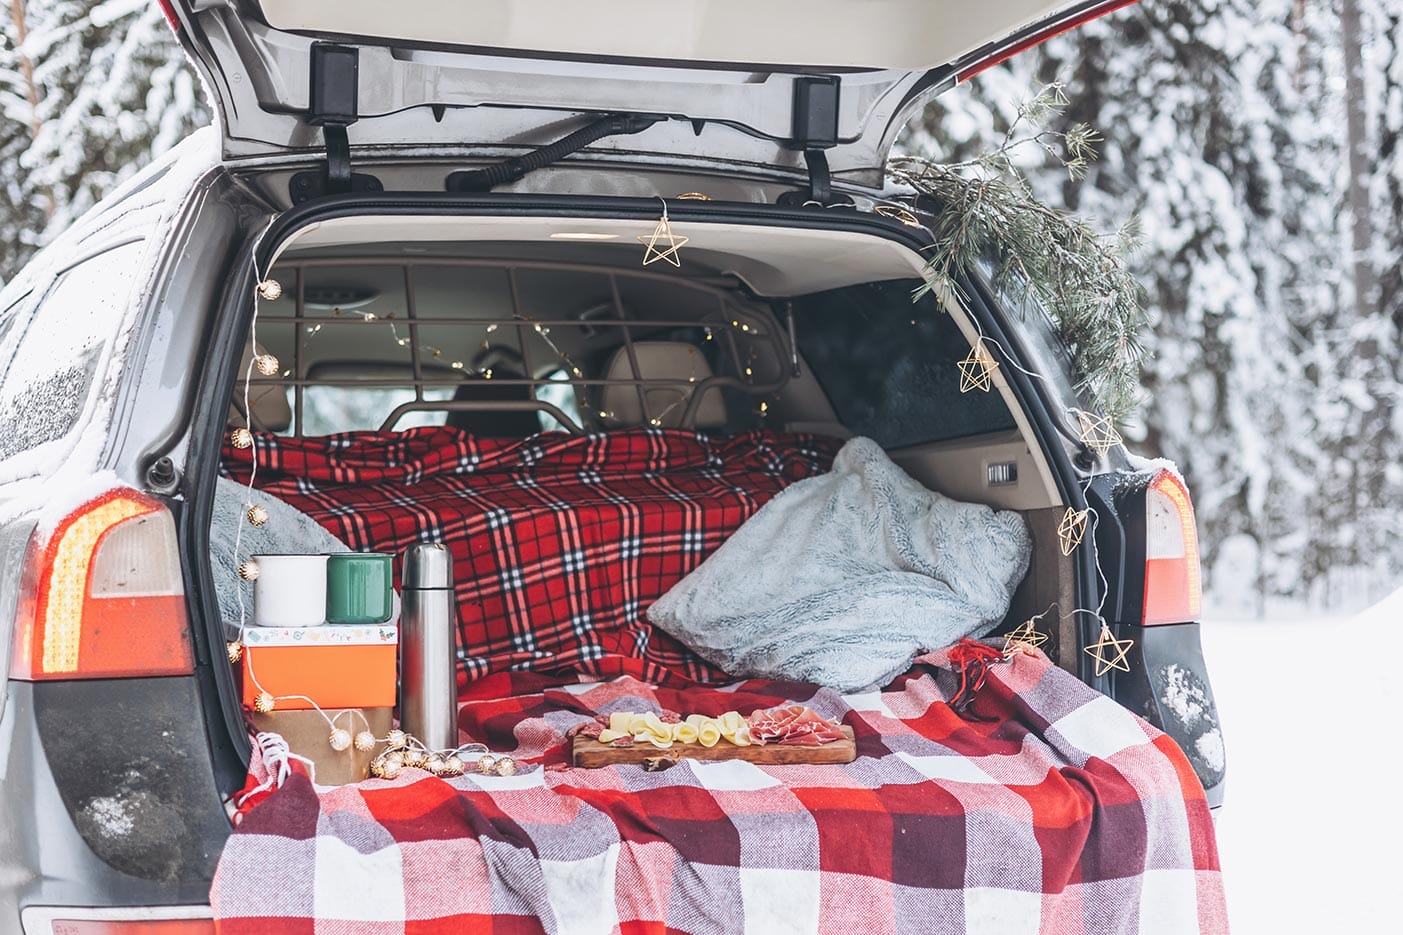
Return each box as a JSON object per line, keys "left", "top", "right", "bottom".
{"left": 0, "top": 289, "right": 34, "bottom": 371}
{"left": 0, "top": 242, "right": 145, "bottom": 467}
{"left": 794, "top": 279, "right": 1019, "bottom": 448}
{"left": 536, "top": 368, "right": 583, "bottom": 432}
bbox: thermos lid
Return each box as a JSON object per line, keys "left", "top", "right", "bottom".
{"left": 402, "top": 543, "right": 454, "bottom": 590}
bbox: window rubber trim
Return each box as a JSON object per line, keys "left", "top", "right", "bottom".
{"left": 189, "top": 192, "right": 1110, "bottom": 769}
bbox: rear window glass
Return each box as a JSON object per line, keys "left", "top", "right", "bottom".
{"left": 0, "top": 242, "right": 144, "bottom": 463}
{"left": 793, "top": 279, "right": 1018, "bottom": 448}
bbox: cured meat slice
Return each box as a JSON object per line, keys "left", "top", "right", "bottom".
{"left": 747, "top": 705, "right": 845, "bottom": 746}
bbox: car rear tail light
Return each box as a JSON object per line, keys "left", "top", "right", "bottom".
{"left": 10, "top": 488, "right": 192, "bottom": 680}
{"left": 155, "top": 0, "right": 182, "bottom": 36}
{"left": 1141, "top": 469, "right": 1201, "bottom": 625}
{"left": 959, "top": 0, "right": 1142, "bottom": 81}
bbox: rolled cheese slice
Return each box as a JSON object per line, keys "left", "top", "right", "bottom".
{"left": 696, "top": 719, "right": 722, "bottom": 748}
{"left": 717, "top": 711, "right": 752, "bottom": 746}
{"left": 672, "top": 721, "right": 700, "bottom": 744}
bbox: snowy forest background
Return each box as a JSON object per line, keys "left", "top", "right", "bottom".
{"left": 1, "top": 0, "right": 1399, "bottom": 615}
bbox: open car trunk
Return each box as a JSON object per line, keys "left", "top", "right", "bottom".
{"left": 199, "top": 204, "right": 1224, "bottom": 934}
{"left": 212, "top": 211, "right": 1080, "bottom": 687}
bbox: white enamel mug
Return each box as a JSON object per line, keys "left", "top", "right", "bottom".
{"left": 251, "top": 554, "right": 329, "bottom": 627}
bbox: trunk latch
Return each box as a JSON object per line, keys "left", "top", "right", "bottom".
{"left": 290, "top": 43, "right": 385, "bottom": 204}
{"left": 778, "top": 75, "right": 853, "bottom": 208}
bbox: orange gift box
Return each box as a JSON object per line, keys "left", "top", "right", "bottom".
{"left": 240, "top": 624, "right": 398, "bottom": 711}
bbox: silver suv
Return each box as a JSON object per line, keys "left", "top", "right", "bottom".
{"left": 0, "top": 2, "right": 1222, "bottom": 931}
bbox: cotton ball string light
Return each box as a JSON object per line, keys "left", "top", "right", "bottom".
{"left": 231, "top": 427, "right": 254, "bottom": 449}
{"left": 354, "top": 731, "right": 376, "bottom": 752}
{"left": 254, "top": 353, "right": 280, "bottom": 377}
{"left": 329, "top": 728, "right": 352, "bottom": 752}
{"left": 494, "top": 756, "right": 518, "bottom": 777}
{"left": 226, "top": 640, "right": 243, "bottom": 664}
{"left": 379, "top": 752, "right": 404, "bottom": 780}
{"left": 440, "top": 755, "right": 465, "bottom": 777}
{"left": 385, "top": 729, "right": 408, "bottom": 750}
{"left": 257, "top": 279, "right": 283, "bottom": 301}
{"left": 254, "top": 691, "right": 276, "bottom": 714}
{"left": 476, "top": 755, "right": 497, "bottom": 775}
{"left": 238, "top": 559, "right": 260, "bottom": 581}
{"left": 246, "top": 504, "right": 269, "bottom": 527}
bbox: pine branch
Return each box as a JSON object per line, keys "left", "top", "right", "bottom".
{"left": 888, "top": 83, "right": 1146, "bottom": 421}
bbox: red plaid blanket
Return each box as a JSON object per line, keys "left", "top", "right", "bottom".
{"left": 211, "top": 645, "right": 1226, "bottom": 934}
{"left": 223, "top": 428, "right": 840, "bottom": 685}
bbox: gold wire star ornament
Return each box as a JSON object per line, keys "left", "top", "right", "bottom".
{"left": 875, "top": 204, "right": 922, "bottom": 228}
{"left": 958, "top": 340, "right": 999, "bottom": 393}
{"left": 1084, "top": 622, "right": 1134, "bottom": 677}
{"left": 1057, "top": 508, "right": 1090, "bottom": 556}
{"left": 1003, "top": 618, "right": 1049, "bottom": 658}
{"left": 1077, "top": 411, "right": 1123, "bottom": 456}
{"left": 637, "top": 206, "right": 689, "bottom": 267}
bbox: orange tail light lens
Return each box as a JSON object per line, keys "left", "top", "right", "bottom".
{"left": 1141, "top": 469, "right": 1202, "bottom": 625}
{"left": 10, "top": 488, "right": 192, "bottom": 680}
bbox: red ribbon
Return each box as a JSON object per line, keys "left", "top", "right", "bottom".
{"left": 946, "top": 639, "right": 1005, "bottom": 717}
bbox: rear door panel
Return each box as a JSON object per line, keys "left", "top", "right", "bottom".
{"left": 169, "top": 1, "right": 1139, "bottom": 181}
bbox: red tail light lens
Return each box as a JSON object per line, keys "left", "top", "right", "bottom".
{"left": 155, "top": 0, "right": 183, "bottom": 35}
{"left": 10, "top": 488, "right": 192, "bottom": 680}
{"left": 1141, "top": 469, "right": 1202, "bottom": 625}
{"left": 959, "top": 0, "right": 1143, "bottom": 82}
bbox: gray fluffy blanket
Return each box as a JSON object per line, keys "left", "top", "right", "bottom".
{"left": 648, "top": 437, "right": 1032, "bottom": 692}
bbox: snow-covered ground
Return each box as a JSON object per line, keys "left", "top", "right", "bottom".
{"left": 1202, "top": 596, "right": 1400, "bottom": 932}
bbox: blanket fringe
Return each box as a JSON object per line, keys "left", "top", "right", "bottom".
{"left": 947, "top": 639, "right": 1005, "bottom": 717}
{"left": 236, "top": 731, "right": 316, "bottom": 811}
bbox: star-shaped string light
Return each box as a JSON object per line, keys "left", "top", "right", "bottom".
{"left": 958, "top": 340, "right": 1000, "bottom": 393}
{"left": 875, "top": 204, "right": 922, "bottom": 228}
{"left": 1057, "top": 508, "right": 1090, "bottom": 556}
{"left": 637, "top": 214, "right": 689, "bottom": 267}
{"left": 1077, "top": 411, "right": 1123, "bottom": 456}
{"left": 1003, "top": 619, "right": 1049, "bottom": 658}
{"left": 1084, "top": 623, "right": 1134, "bottom": 677}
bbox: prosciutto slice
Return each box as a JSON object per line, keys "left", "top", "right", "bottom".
{"left": 746, "top": 705, "right": 845, "bottom": 746}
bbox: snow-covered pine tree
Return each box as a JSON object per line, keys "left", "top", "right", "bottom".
{"left": 900, "top": 0, "right": 1392, "bottom": 611}
{"left": 0, "top": 0, "right": 206, "bottom": 279}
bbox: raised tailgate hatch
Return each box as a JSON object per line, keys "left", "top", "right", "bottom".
{"left": 165, "top": 0, "right": 1138, "bottom": 184}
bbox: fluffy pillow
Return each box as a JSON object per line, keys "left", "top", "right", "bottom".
{"left": 647, "top": 437, "right": 1031, "bottom": 692}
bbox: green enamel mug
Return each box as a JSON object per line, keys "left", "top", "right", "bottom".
{"left": 325, "top": 552, "right": 394, "bottom": 625}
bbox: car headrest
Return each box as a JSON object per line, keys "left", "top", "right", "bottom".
{"left": 598, "top": 341, "right": 726, "bottom": 430}
{"left": 227, "top": 341, "right": 291, "bottom": 432}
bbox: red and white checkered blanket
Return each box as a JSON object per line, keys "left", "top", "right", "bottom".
{"left": 223, "top": 428, "right": 841, "bottom": 686}
{"left": 211, "top": 644, "right": 1226, "bottom": 934}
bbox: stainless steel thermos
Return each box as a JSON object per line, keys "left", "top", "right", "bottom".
{"left": 399, "top": 544, "right": 458, "bottom": 752}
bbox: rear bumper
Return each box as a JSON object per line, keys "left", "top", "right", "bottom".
{"left": 21, "top": 904, "right": 213, "bottom": 934}
{"left": 1110, "top": 621, "right": 1227, "bottom": 807}
{"left": 0, "top": 679, "right": 231, "bottom": 929}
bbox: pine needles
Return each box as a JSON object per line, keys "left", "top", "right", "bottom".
{"left": 888, "top": 84, "right": 1146, "bottom": 422}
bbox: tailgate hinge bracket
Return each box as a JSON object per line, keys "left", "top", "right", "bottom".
{"left": 290, "top": 43, "right": 384, "bottom": 204}
{"left": 779, "top": 75, "right": 852, "bottom": 207}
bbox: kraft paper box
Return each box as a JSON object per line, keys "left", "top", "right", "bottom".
{"left": 241, "top": 624, "right": 398, "bottom": 711}
{"left": 251, "top": 707, "right": 394, "bottom": 786}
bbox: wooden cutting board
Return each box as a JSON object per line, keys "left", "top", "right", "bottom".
{"left": 572, "top": 726, "right": 856, "bottom": 767}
